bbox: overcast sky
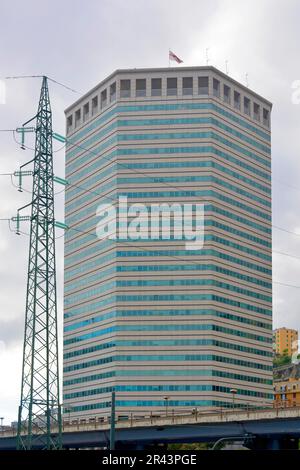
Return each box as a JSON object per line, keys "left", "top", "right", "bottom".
{"left": 1, "top": 0, "right": 300, "bottom": 424}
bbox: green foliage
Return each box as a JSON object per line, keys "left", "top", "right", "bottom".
{"left": 168, "top": 443, "right": 211, "bottom": 450}
{"left": 273, "top": 352, "right": 291, "bottom": 368}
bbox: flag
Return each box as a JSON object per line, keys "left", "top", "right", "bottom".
{"left": 169, "top": 50, "right": 183, "bottom": 64}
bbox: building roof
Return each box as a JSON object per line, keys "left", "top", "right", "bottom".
{"left": 65, "top": 65, "right": 272, "bottom": 114}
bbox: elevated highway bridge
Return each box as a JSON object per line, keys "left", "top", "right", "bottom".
{"left": 1, "top": 406, "right": 300, "bottom": 450}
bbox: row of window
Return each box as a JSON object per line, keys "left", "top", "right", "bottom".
{"left": 63, "top": 338, "right": 272, "bottom": 361}
{"left": 64, "top": 309, "right": 271, "bottom": 335}
{"left": 64, "top": 323, "right": 271, "bottom": 348}
{"left": 66, "top": 202, "right": 271, "bottom": 258}
{"left": 67, "top": 76, "right": 270, "bottom": 132}
{"left": 63, "top": 384, "right": 272, "bottom": 401}
{"left": 66, "top": 116, "right": 270, "bottom": 171}
{"left": 64, "top": 292, "right": 272, "bottom": 319}
{"left": 65, "top": 261, "right": 271, "bottom": 299}
{"left": 66, "top": 102, "right": 270, "bottom": 146}
{"left": 66, "top": 198, "right": 270, "bottom": 266}
{"left": 66, "top": 192, "right": 270, "bottom": 241}
{"left": 64, "top": 248, "right": 271, "bottom": 295}
{"left": 65, "top": 219, "right": 270, "bottom": 277}
{"left": 65, "top": 151, "right": 270, "bottom": 218}
{"left": 66, "top": 174, "right": 270, "bottom": 233}
{"left": 63, "top": 353, "right": 272, "bottom": 374}
{"left": 66, "top": 135, "right": 270, "bottom": 185}
{"left": 66, "top": 215, "right": 270, "bottom": 266}
{"left": 65, "top": 225, "right": 271, "bottom": 275}
{"left": 64, "top": 276, "right": 272, "bottom": 309}
{"left": 66, "top": 400, "right": 270, "bottom": 413}
{"left": 275, "top": 383, "right": 300, "bottom": 392}
{"left": 63, "top": 368, "right": 272, "bottom": 388}
{"left": 65, "top": 212, "right": 270, "bottom": 266}
{"left": 66, "top": 160, "right": 269, "bottom": 216}
{"left": 66, "top": 191, "right": 270, "bottom": 252}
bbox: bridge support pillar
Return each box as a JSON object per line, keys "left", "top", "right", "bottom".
{"left": 246, "top": 437, "right": 298, "bottom": 450}
{"left": 266, "top": 439, "right": 282, "bottom": 450}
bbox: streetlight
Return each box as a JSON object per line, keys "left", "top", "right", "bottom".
{"left": 110, "top": 390, "right": 116, "bottom": 450}
{"left": 163, "top": 396, "right": 170, "bottom": 417}
{"left": 230, "top": 389, "right": 238, "bottom": 409}
{"left": 64, "top": 406, "right": 73, "bottom": 425}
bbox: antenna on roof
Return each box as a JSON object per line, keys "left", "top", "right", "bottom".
{"left": 225, "top": 60, "right": 229, "bottom": 75}
{"left": 245, "top": 73, "right": 249, "bottom": 87}
{"left": 206, "top": 48, "right": 210, "bottom": 66}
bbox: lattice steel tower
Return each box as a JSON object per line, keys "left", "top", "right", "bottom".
{"left": 17, "top": 76, "right": 62, "bottom": 450}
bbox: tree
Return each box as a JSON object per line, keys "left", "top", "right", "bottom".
{"left": 273, "top": 349, "right": 291, "bottom": 368}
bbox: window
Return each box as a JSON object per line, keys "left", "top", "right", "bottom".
{"left": 244, "top": 97, "right": 251, "bottom": 116}
{"left": 92, "top": 96, "right": 98, "bottom": 116}
{"left": 67, "top": 115, "right": 73, "bottom": 132}
{"left": 167, "top": 77, "right": 177, "bottom": 96}
{"left": 253, "top": 102, "right": 260, "bottom": 121}
{"left": 120, "top": 79, "right": 131, "bottom": 98}
{"left": 83, "top": 102, "right": 89, "bottom": 122}
{"left": 136, "top": 79, "right": 146, "bottom": 97}
{"left": 151, "top": 78, "right": 162, "bottom": 96}
{"left": 75, "top": 109, "right": 81, "bottom": 127}
{"left": 198, "top": 76, "right": 209, "bottom": 95}
{"left": 183, "top": 77, "right": 193, "bottom": 95}
{"left": 101, "top": 89, "right": 107, "bottom": 108}
{"left": 263, "top": 108, "right": 270, "bottom": 126}
{"left": 213, "top": 78, "right": 220, "bottom": 98}
{"left": 110, "top": 82, "right": 116, "bottom": 102}
{"left": 224, "top": 84, "right": 231, "bottom": 104}
{"left": 234, "top": 91, "right": 241, "bottom": 110}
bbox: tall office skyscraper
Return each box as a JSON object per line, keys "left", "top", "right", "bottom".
{"left": 63, "top": 67, "right": 272, "bottom": 420}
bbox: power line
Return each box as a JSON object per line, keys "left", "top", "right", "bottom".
{"left": 272, "top": 250, "right": 300, "bottom": 261}
{"left": 273, "top": 225, "right": 300, "bottom": 238}
{"left": 46, "top": 76, "right": 80, "bottom": 94}
{"left": 65, "top": 136, "right": 272, "bottom": 202}
{"left": 2, "top": 171, "right": 300, "bottom": 287}
{"left": 274, "top": 281, "right": 300, "bottom": 290}
{"left": 2, "top": 147, "right": 300, "bottom": 253}
{"left": 4, "top": 112, "right": 300, "bottom": 287}
{"left": 60, "top": 121, "right": 300, "bottom": 211}
{"left": 13, "top": 129, "right": 66, "bottom": 153}
{"left": 2, "top": 192, "right": 300, "bottom": 263}
{"left": 5, "top": 75, "right": 45, "bottom": 79}
{"left": 67, "top": 223, "right": 296, "bottom": 266}
{"left": 2, "top": 158, "right": 298, "bottom": 263}
{"left": 4, "top": 75, "right": 80, "bottom": 94}
{"left": 2, "top": 110, "right": 298, "bottom": 207}
{"left": 63, "top": 178, "right": 300, "bottom": 245}
{"left": 273, "top": 178, "right": 300, "bottom": 192}
{"left": 65, "top": 224, "right": 300, "bottom": 291}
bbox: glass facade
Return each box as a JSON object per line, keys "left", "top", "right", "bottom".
{"left": 64, "top": 67, "right": 272, "bottom": 421}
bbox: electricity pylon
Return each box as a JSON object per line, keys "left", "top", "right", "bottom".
{"left": 16, "top": 76, "right": 62, "bottom": 450}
